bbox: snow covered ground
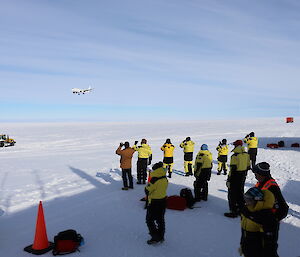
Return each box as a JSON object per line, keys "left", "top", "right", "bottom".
{"left": 0, "top": 118, "right": 299, "bottom": 257}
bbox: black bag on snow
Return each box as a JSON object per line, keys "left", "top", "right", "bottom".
{"left": 52, "top": 229, "right": 83, "bottom": 255}
{"left": 180, "top": 188, "right": 195, "bottom": 209}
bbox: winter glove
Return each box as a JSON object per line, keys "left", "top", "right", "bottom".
{"left": 226, "top": 181, "right": 230, "bottom": 188}
{"left": 148, "top": 154, "right": 152, "bottom": 165}
{"left": 207, "top": 170, "right": 212, "bottom": 181}
{"left": 134, "top": 141, "right": 138, "bottom": 145}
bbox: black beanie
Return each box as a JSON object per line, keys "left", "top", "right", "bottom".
{"left": 253, "top": 162, "right": 270, "bottom": 176}
{"left": 249, "top": 132, "right": 255, "bottom": 137}
{"left": 152, "top": 162, "right": 163, "bottom": 170}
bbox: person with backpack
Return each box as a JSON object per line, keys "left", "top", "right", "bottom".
{"left": 133, "top": 139, "right": 152, "bottom": 184}
{"left": 161, "top": 139, "right": 175, "bottom": 178}
{"left": 224, "top": 140, "right": 250, "bottom": 218}
{"left": 244, "top": 132, "right": 258, "bottom": 169}
{"left": 193, "top": 144, "right": 213, "bottom": 202}
{"left": 145, "top": 162, "right": 168, "bottom": 245}
{"left": 116, "top": 142, "right": 135, "bottom": 190}
{"left": 239, "top": 187, "right": 277, "bottom": 257}
{"left": 249, "top": 162, "right": 289, "bottom": 256}
{"left": 216, "top": 139, "right": 229, "bottom": 175}
{"left": 180, "top": 137, "right": 195, "bottom": 176}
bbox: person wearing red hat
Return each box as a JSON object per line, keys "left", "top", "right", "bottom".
{"left": 224, "top": 140, "right": 250, "bottom": 218}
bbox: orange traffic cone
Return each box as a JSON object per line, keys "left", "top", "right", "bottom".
{"left": 24, "top": 201, "right": 54, "bottom": 255}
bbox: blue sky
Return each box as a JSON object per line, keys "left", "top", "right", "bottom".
{"left": 1, "top": 0, "right": 300, "bottom": 121}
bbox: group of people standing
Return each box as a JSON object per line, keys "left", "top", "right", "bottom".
{"left": 115, "top": 132, "right": 289, "bottom": 255}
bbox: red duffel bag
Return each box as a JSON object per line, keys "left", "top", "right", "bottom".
{"left": 166, "top": 195, "right": 186, "bottom": 211}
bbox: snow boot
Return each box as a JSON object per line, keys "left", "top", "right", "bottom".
{"left": 136, "top": 181, "right": 142, "bottom": 185}
{"left": 223, "top": 171, "right": 227, "bottom": 175}
{"left": 217, "top": 171, "right": 221, "bottom": 175}
{"left": 168, "top": 172, "right": 172, "bottom": 178}
{"left": 147, "top": 238, "right": 164, "bottom": 245}
{"left": 122, "top": 187, "right": 128, "bottom": 190}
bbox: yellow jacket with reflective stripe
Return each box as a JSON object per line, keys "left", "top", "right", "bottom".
{"left": 216, "top": 144, "right": 229, "bottom": 156}
{"left": 229, "top": 146, "right": 250, "bottom": 175}
{"left": 244, "top": 137, "right": 258, "bottom": 148}
{"left": 241, "top": 189, "right": 275, "bottom": 232}
{"left": 145, "top": 167, "right": 168, "bottom": 204}
{"left": 180, "top": 140, "right": 195, "bottom": 153}
{"left": 161, "top": 143, "right": 175, "bottom": 157}
{"left": 133, "top": 144, "right": 152, "bottom": 158}
{"left": 194, "top": 150, "right": 213, "bottom": 169}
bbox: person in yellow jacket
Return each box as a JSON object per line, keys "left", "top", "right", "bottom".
{"left": 145, "top": 162, "right": 168, "bottom": 245}
{"left": 193, "top": 144, "right": 213, "bottom": 201}
{"left": 161, "top": 139, "right": 175, "bottom": 178}
{"left": 180, "top": 137, "right": 195, "bottom": 176}
{"left": 133, "top": 139, "right": 152, "bottom": 184}
{"left": 239, "top": 187, "right": 277, "bottom": 257}
{"left": 224, "top": 140, "right": 250, "bottom": 218}
{"left": 244, "top": 132, "right": 258, "bottom": 169}
{"left": 216, "top": 138, "right": 229, "bottom": 175}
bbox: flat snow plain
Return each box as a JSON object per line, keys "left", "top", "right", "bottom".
{"left": 0, "top": 118, "right": 299, "bottom": 257}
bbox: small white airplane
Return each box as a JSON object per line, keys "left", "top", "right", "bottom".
{"left": 72, "top": 86, "right": 93, "bottom": 95}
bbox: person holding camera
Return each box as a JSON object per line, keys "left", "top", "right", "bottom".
{"left": 239, "top": 187, "right": 277, "bottom": 257}
{"left": 216, "top": 139, "right": 229, "bottom": 175}
{"left": 244, "top": 132, "right": 258, "bottom": 169}
{"left": 133, "top": 139, "right": 152, "bottom": 184}
{"left": 180, "top": 137, "right": 195, "bottom": 176}
{"left": 193, "top": 144, "right": 213, "bottom": 201}
{"left": 116, "top": 141, "right": 135, "bottom": 190}
{"left": 161, "top": 139, "right": 175, "bottom": 178}
{"left": 224, "top": 140, "right": 250, "bottom": 218}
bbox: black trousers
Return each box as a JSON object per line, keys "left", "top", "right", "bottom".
{"left": 248, "top": 148, "right": 257, "bottom": 168}
{"left": 228, "top": 172, "right": 247, "bottom": 213}
{"left": 194, "top": 168, "right": 211, "bottom": 201}
{"left": 241, "top": 230, "right": 263, "bottom": 257}
{"left": 146, "top": 198, "right": 166, "bottom": 241}
{"left": 122, "top": 168, "right": 133, "bottom": 188}
{"left": 137, "top": 158, "right": 148, "bottom": 183}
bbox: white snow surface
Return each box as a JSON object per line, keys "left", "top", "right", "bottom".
{"left": 0, "top": 118, "right": 299, "bottom": 257}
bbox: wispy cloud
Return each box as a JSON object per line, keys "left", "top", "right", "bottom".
{"left": 1, "top": 0, "right": 299, "bottom": 120}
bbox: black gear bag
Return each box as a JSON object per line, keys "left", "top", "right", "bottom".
{"left": 52, "top": 229, "right": 83, "bottom": 255}
{"left": 180, "top": 188, "right": 195, "bottom": 209}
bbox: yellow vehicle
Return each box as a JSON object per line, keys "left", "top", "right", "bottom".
{"left": 0, "top": 134, "right": 16, "bottom": 147}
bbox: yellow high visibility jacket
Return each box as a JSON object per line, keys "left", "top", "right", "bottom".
{"left": 180, "top": 140, "right": 195, "bottom": 153}
{"left": 161, "top": 143, "right": 175, "bottom": 157}
{"left": 194, "top": 150, "right": 213, "bottom": 169}
{"left": 145, "top": 167, "right": 168, "bottom": 204}
{"left": 216, "top": 144, "right": 229, "bottom": 156}
{"left": 133, "top": 144, "right": 152, "bottom": 158}
{"left": 241, "top": 189, "right": 275, "bottom": 232}
{"left": 229, "top": 146, "right": 250, "bottom": 175}
{"left": 244, "top": 137, "right": 258, "bottom": 148}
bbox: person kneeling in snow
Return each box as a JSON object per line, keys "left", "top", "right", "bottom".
{"left": 145, "top": 162, "right": 168, "bottom": 244}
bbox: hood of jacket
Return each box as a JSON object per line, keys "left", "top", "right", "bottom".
{"left": 233, "top": 145, "right": 247, "bottom": 154}
{"left": 151, "top": 167, "right": 167, "bottom": 178}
